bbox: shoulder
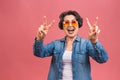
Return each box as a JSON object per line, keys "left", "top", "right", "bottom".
{"left": 80, "top": 37, "right": 90, "bottom": 43}
{"left": 51, "top": 38, "right": 65, "bottom": 45}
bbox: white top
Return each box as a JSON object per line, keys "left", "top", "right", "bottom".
{"left": 62, "top": 50, "right": 73, "bottom": 80}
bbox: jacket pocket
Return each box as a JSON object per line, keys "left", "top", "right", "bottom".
{"left": 53, "top": 50, "right": 60, "bottom": 63}
{"left": 74, "top": 51, "right": 87, "bottom": 63}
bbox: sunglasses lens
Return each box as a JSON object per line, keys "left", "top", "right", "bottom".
{"left": 72, "top": 21, "right": 77, "bottom": 27}
{"left": 63, "top": 21, "right": 69, "bottom": 27}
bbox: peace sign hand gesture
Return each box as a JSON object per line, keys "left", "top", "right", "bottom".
{"left": 86, "top": 17, "right": 100, "bottom": 44}
{"left": 36, "top": 16, "right": 55, "bottom": 41}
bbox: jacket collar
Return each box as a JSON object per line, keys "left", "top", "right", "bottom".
{"left": 60, "top": 35, "right": 81, "bottom": 42}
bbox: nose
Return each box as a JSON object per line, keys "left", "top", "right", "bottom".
{"left": 69, "top": 22, "right": 72, "bottom": 26}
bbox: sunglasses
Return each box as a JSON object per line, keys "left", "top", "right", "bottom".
{"left": 63, "top": 20, "right": 78, "bottom": 28}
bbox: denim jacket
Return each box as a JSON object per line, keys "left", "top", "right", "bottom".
{"left": 33, "top": 36, "right": 108, "bottom": 80}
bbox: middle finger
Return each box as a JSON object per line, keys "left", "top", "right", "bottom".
{"left": 93, "top": 16, "right": 98, "bottom": 27}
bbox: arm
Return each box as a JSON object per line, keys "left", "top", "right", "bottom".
{"left": 33, "top": 16, "right": 55, "bottom": 58}
{"left": 33, "top": 39, "right": 55, "bottom": 58}
{"left": 86, "top": 17, "right": 108, "bottom": 63}
{"left": 87, "top": 40, "right": 108, "bottom": 63}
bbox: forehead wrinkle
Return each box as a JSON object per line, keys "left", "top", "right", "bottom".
{"left": 64, "top": 15, "right": 76, "bottom": 21}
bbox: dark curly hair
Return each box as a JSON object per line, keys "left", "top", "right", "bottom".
{"left": 58, "top": 10, "right": 83, "bottom": 30}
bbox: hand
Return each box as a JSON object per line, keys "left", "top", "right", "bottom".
{"left": 36, "top": 16, "right": 55, "bottom": 41}
{"left": 86, "top": 17, "right": 100, "bottom": 43}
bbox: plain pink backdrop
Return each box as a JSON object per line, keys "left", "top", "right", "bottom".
{"left": 0, "top": 0, "right": 120, "bottom": 80}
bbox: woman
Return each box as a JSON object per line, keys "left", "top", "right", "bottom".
{"left": 33, "top": 10, "right": 108, "bottom": 80}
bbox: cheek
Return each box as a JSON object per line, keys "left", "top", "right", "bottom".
{"left": 63, "top": 28, "right": 68, "bottom": 33}
{"left": 75, "top": 27, "right": 79, "bottom": 32}
{"left": 75, "top": 27, "right": 79, "bottom": 31}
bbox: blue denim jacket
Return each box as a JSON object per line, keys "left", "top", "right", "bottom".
{"left": 33, "top": 36, "right": 108, "bottom": 80}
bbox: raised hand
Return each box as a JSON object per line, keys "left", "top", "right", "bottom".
{"left": 36, "top": 16, "right": 55, "bottom": 41}
{"left": 86, "top": 17, "right": 100, "bottom": 43}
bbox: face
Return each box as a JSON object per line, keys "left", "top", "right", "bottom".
{"left": 63, "top": 15, "right": 79, "bottom": 38}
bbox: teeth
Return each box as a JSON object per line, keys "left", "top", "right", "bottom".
{"left": 68, "top": 29, "right": 74, "bottom": 31}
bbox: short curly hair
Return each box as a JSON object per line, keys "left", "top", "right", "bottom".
{"left": 58, "top": 10, "right": 83, "bottom": 30}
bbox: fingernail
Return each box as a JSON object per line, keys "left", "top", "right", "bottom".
{"left": 96, "top": 16, "right": 99, "bottom": 19}
{"left": 44, "top": 16, "right": 46, "bottom": 18}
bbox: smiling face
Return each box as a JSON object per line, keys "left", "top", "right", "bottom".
{"left": 63, "top": 15, "right": 79, "bottom": 38}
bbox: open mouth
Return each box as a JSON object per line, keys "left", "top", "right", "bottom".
{"left": 67, "top": 29, "right": 75, "bottom": 34}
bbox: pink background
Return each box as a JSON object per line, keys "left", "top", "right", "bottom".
{"left": 0, "top": 0, "right": 120, "bottom": 80}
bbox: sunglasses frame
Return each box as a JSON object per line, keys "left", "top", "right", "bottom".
{"left": 63, "top": 20, "right": 78, "bottom": 28}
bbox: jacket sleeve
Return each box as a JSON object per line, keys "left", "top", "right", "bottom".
{"left": 87, "top": 40, "right": 108, "bottom": 63}
{"left": 33, "top": 39, "right": 55, "bottom": 58}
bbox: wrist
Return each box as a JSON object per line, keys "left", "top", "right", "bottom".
{"left": 90, "top": 39, "right": 98, "bottom": 44}
{"left": 36, "top": 36, "right": 42, "bottom": 41}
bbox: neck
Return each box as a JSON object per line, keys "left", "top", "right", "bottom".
{"left": 66, "top": 35, "right": 77, "bottom": 43}
{"left": 65, "top": 36, "right": 77, "bottom": 51}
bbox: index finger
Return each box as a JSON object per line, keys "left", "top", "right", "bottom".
{"left": 93, "top": 16, "right": 99, "bottom": 26}
{"left": 43, "top": 16, "right": 47, "bottom": 26}
{"left": 47, "top": 20, "right": 55, "bottom": 29}
{"left": 86, "top": 17, "right": 92, "bottom": 29}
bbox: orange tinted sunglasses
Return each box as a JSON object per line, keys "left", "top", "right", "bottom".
{"left": 63, "top": 20, "right": 78, "bottom": 28}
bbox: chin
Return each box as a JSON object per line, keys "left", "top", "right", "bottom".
{"left": 67, "top": 34, "right": 77, "bottom": 38}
